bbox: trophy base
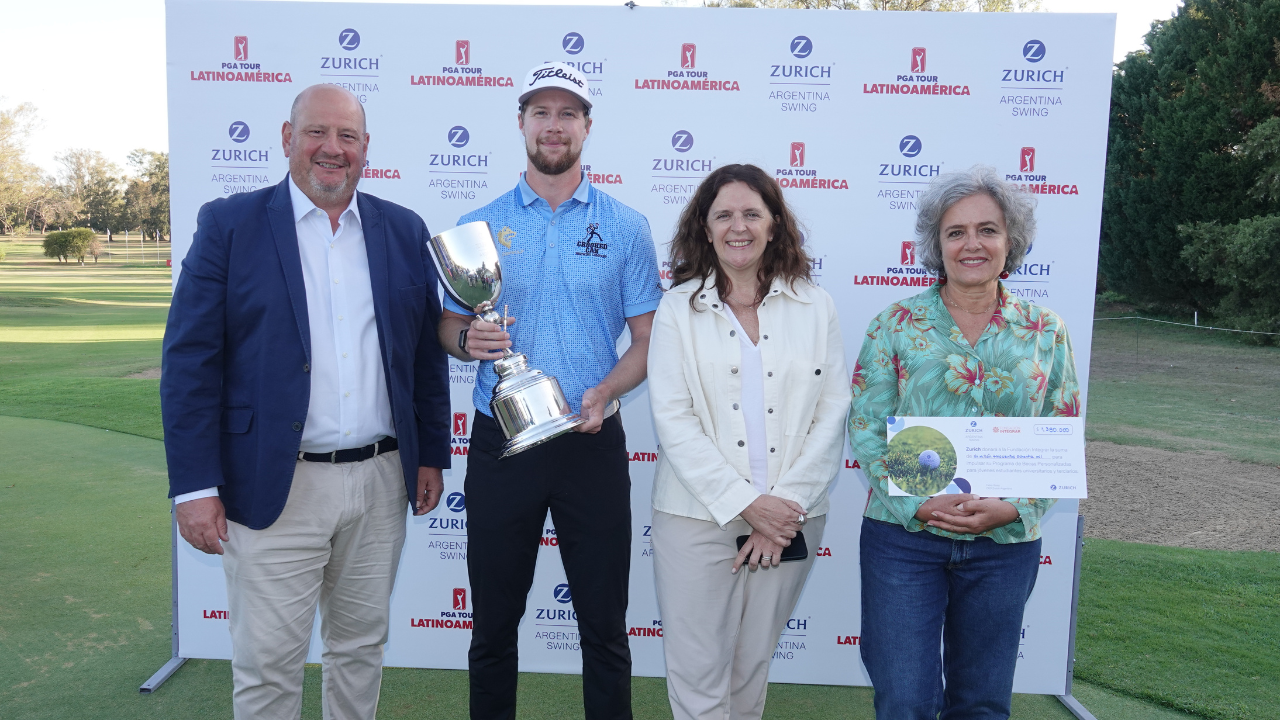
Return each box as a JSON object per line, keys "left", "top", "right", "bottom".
{"left": 499, "top": 413, "right": 585, "bottom": 459}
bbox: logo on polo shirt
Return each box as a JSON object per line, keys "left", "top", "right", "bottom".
{"left": 497, "top": 226, "right": 516, "bottom": 248}
{"left": 574, "top": 223, "right": 608, "bottom": 258}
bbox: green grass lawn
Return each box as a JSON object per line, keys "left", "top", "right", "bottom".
{"left": 5, "top": 237, "right": 1271, "bottom": 719}
{"left": 0, "top": 239, "right": 169, "bottom": 439}
{"left": 1075, "top": 539, "right": 1279, "bottom": 719}
{"left": 1086, "top": 311, "right": 1280, "bottom": 466}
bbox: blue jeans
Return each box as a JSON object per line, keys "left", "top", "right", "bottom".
{"left": 859, "top": 518, "right": 1041, "bottom": 720}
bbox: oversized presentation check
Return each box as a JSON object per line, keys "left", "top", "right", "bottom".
{"left": 884, "top": 416, "right": 1087, "bottom": 499}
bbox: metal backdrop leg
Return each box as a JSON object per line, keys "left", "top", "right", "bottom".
{"left": 140, "top": 500, "right": 187, "bottom": 693}
{"left": 1055, "top": 514, "right": 1098, "bottom": 720}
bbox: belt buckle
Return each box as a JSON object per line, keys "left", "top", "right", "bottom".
{"left": 330, "top": 450, "right": 338, "bottom": 464}
{"left": 374, "top": 440, "right": 380, "bottom": 458}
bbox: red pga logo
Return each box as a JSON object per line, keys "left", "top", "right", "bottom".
{"left": 453, "top": 588, "right": 467, "bottom": 610}
{"left": 790, "top": 142, "right": 806, "bottom": 168}
{"left": 901, "top": 241, "right": 916, "bottom": 266}
{"left": 234, "top": 36, "right": 249, "bottom": 61}
{"left": 452, "top": 412, "right": 468, "bottom": 437}
{"left": 456, "top": 40, "right": 471, "bottom": 66}
{"left": 911, "top": 47, "right": 926, "bottom": 73}
{"left": 1020, "top": 147, "right": 1036, "bottom": 173}
{"left": 681, "top": 43, "right": 697, "bottom": 69}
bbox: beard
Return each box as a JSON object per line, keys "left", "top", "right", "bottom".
{"left": 292, "top": 148, "right": 359, "bottom": 205}
{"left": 526, "top": 139, "right": 581, "bottom": 176}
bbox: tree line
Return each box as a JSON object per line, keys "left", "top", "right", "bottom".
{"left": 0, "top": 103, "right": 169, "bottom": 243}
{"left": 1104, "top": 0, "right": 1280, "bottom": 341}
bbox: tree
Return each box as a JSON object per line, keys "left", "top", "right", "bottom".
{"left": 0, "top": 100, "right": 44, "bottom": 236}
{"left": 1180, "top": 215, "right": 1280, "bottom": 340}
{"left": 122, "top": 149, "right": 170, "bottom": 241}
{"left": 55, "top": 149, "right": 123, "bottom": 234}
{"left": 43, "top": 228, "right": 93, "bottom": 264}
{"left": 1102, "top": 0, "right": 1280, "bottom": 310}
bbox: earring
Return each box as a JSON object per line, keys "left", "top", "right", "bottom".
{"left": 999, "top": 271, "right": 1010, "bottom": 279}
{"left": 937, "top": 276, "right": 947, "bottom": 285}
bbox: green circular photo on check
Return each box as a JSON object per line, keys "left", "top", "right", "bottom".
{"left": 886, "top": 425, "right": 958, "bottom": 496}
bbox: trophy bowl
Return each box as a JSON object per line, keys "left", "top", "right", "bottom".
{"left": 428, "top": 221, "right": 503, "bottom": 322}
{"left": 427, "top": 221, "right": 588, "bottom": 457}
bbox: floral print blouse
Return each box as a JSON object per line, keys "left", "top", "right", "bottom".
{"left": 848, "top": 283, "right": 1081, "bottom": 544}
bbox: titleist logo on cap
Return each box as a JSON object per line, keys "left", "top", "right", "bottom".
{"left": 530, "top": 66, "right": 584, "bottom": 88}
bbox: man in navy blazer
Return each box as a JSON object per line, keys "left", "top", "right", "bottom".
{"left": 161, "top": 84, "right": 450, "bottom": 719}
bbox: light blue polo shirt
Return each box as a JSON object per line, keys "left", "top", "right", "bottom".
{"left": 447, "top": 171, "right": 664, "bottom": 416}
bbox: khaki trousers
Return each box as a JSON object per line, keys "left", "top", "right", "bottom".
{"left": 651, "top": 510, "right": 826, "bottom": 720}
{"left": 223, "top": 450, "right": 408, "bottom": 720}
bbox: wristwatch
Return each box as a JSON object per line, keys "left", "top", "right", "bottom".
{"left": 458, "top": 328, "right": 469, "bottom": 355}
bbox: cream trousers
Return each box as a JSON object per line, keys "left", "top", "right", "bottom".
{"left": 223, "top": 451, "right": 408, "bottom": 720}
{"left": 651, "top": 510, "right": 826, "bottom": 720}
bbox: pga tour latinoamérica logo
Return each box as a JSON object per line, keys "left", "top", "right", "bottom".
{"left": 634, "top": 43, "right": 741, "bottom": 93}
{"left": 999, "top": 39, "right": 1066, "bottom": 119}
{"left": 429, "top": 125, "right": 490, "bottom": 201}
{"left": 191, "top": 35, "right": 293, "bottom": 83}
{"left": 775, "top": 141, "right": 848, "bottom": 190}
{"left": 321, "top": 28, "right": 381, "bottom": 102}
{"left": 768, "top": 35, "right": 833, "bottom": 114}
{"left": 863, "top": 45, "right": 970, "bottom": 97}
{"left": 558, "top": 32, "right": 604, "bottom": 97}
{"left": 409, "top": 587, "right": 473, "bottom": 629}
{"left": 411, "top": 40, "right": 514, "bottom": 88}
{"left": 1004, "top": 146, "right": 1079, "bottom": 196}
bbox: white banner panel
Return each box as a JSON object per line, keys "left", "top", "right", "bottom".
{"left": 166, "top": 0, "right": 1114, "bottom": 695}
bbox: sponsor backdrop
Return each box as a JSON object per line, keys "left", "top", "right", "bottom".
{"left": 166, "top": 0, "right": 1114, "bottom": 694}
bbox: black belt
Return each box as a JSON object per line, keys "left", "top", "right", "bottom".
{"left": 298, "top": 436, "right": 398, "bottom": 464}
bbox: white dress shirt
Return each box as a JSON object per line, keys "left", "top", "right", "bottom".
{"left": 176, "top": 176, "right": 394, "bottom": 505}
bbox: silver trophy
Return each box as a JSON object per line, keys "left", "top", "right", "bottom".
{"left": 428, "top": 221, "right": 616, "bottom": 458}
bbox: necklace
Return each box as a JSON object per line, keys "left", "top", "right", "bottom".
{"left": 943, "top": 285, "right": 998, "bottom": 316}
{"left": 725, "top": 291, "right": 762, "bottom": 309}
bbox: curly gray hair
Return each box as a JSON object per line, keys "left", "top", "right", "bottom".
{"left": 914, "top": 165, "right": 1036, "bottom": 278}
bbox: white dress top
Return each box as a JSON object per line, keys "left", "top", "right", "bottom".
{"left": 727, "top": 307, "right": 769, "bottom": 495}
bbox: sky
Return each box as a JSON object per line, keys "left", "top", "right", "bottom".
{"left": 1, "top": 0, "right": 1182, "bottom": 176}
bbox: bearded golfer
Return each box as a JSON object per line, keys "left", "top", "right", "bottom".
{"left": 437, "top": 62, "right": 663, "bottom": 720}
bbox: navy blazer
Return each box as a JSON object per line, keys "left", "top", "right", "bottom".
{"left": 161, "top": 179, "right": 451, "bottom": 530}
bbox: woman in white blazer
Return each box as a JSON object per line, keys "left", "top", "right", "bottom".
{"left": 647, "top": 164, "right": 850, "bottom": 720}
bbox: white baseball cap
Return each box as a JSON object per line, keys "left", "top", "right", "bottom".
{"left": 518, "top": 62, "right": 593, "bottom": 111}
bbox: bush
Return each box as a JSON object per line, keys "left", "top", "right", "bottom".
{"left": 42, "top": 229, "right": 94, "bottom": 264}
{"left": 1180, "top": 215, "right": 1280, "bottom": 343}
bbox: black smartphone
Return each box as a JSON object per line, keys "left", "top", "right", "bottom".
{"left": 736, "top": 531, "right": 807, "bottom": 562}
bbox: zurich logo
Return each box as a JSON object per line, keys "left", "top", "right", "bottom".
{"left": 671, "top": 130, "right": 694, "bottom": 153}
{"left": 1022, "top": 39, "right": 1045, "bottom": 63}
{"left": 339, "top": 28, "right": 361, "bottom": 51}
{"left": 445, "top": 492, "right": 466, "bottom": 512}
{"left": 553, "top": 583, "right": 573, "bottom": 604}
{"left": 562, "top": 32, "right": 585, "bottom": 55}
{"left": 899, "top": 135, "right": 922, "bottom": 158}
{"left": 1050, "top": 484, "right": 1057, "bottom": 491}
{"left": 448, "top": 126, "right": 470, "bottom": 148}
{"left": 790, "top": 36, "right": 813, "bottom": 59}
{"left": 970, "top": 420, "right": 978, "bottom": 428}
{"left": 228, "top": 121, "right": 250, "bottom": 143}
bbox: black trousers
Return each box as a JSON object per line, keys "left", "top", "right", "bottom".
{"left": 465, "top": 410, "right": 633, "bottom": 720}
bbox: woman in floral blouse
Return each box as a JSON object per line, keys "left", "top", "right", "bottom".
{"left": 848, "top": 165, "right": 1080, "bottom": 719}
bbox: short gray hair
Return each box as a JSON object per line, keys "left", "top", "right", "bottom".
{"left": 914, "top": 165, "right": 1036, "bottom": 277}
